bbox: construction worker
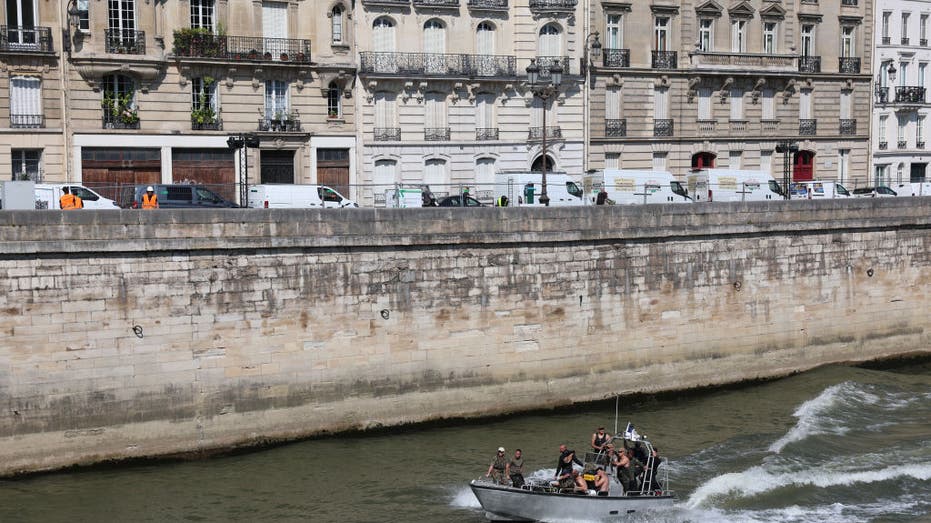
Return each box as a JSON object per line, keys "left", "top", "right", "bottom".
{"left": 141, "top": 186, "right": 159, "bottom": 209}
{"left": 59, "top": 186, "right": 82, "bottom": 210}
{"left": 495, "top": 195, "right": 509, "bottom": 207}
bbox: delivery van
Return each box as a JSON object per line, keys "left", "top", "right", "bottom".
{"left": 247, "top": 184, "right": 358, "bottom": 208}
{"left": 34, "top": 184, "right": 120, "bottom": 209}
{"left": 893, "top": 182, "right": 931, "bottom": 196}
{"left": 788, "top": 181, "right": 852, "bottom": 199}
{"left": 687, "top": 169, "right": 783, "bottom": 202}
{"left": 494, "top": 171, "right": 584, "bottom": 206}
{"left": 584, "top": 169, "right": 690, "bottom": 205}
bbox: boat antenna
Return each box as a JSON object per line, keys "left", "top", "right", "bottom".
{"left": 613, "top": 395, "right": 619, "bottom": 435}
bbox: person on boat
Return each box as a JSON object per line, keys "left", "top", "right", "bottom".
{"left": 554, "top": 444, "right": 583, "bottom": 478}
{"left": 506, "top": 449, "right": 525, "bottom": 489}
{"left": 593, "top": 466, "right": 611, "bottom": 496}
{"left": 613, "top": 447, "right": 637, "bottom": 492}
{"left": 485, "top": 447, "right": 509, "bottom": 485}
{"left": 646, "top": 446, "right": 664, "bottom": 492}
{"left": 591, "top": 427, "right": 611, "bottom": 453}
{"left": 553, "top": 450, "right": 586, "bottom": 492}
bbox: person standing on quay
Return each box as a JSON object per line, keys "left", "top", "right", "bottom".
{"left": 59, "top": 187, "right": 82, "bottom": 210}
{"left": 142, "top": 186, "right": 159, "bottom": 209}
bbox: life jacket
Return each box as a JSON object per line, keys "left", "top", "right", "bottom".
{"left": 60, "top": 193, "right": 77, "bottom": 210}
{"left": 142, "top": 193, "right": 158, "bottom": 209}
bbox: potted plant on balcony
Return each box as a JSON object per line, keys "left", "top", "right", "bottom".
{"left": 294, "top": 52, "right": 306, "bottom": 62}
{"left": 248, "top": 49, "right": 259, "bottom": 60}
{"left": 264, "top": 51, "right": 273, "bottom": 60}
{"left": 190, "top": 77, "right": 218, "bottom": 129}
{"left": 280, "top": 52, "right": 289, "bottom": 61}
{"left": 101, "top": 91, "right": 139, "bottom": 128}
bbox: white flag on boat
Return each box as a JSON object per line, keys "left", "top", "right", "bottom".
{"left": 624, "top": 422, "right": 640, "bottom": 441}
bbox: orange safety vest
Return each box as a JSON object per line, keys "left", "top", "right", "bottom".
{"left": 60, "top": 193, "right": 77, "bottom": 210}
{"left": 74, "top": 196, "right": 84, "bottom": 208}
{"left": 142, "top": 193, "right": 158, "bottom": 209}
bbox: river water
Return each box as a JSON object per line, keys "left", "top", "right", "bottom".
{"left": 1, "top": 359, "right": 929, "bottom": 523}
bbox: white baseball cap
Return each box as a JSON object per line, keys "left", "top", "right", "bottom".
{"left": 498, "top": 447, "right": 505, "bottom": 453}
{"left": 146, "top": 186, "right": 154, "bottom": 192}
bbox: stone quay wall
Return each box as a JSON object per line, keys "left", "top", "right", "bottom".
{"left": 1, "top": 200, "right": 929, "bottom": 476}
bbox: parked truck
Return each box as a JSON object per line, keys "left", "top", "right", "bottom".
{"left": 0, "top": 181, "right": 119, "bottom": 209}
{"left": 687, "top": 169, "right": 783, "bottom": 202}
{"left": 583, "top": 169, "right": 691, "bottom": 204}
{"left": 494, "top": 171, "right": 585, "bottom": 206}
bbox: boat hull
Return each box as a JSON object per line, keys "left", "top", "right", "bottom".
{"left": 469, "top": 481, "right": 674, "bottom": 522}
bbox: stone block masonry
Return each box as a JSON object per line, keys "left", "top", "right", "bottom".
{"left": 1, "top": 199, "right": 930, "bottom": 476}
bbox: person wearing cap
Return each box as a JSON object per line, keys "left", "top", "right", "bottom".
{"left": 592, "top": 427, "right": 610, "bottom": 452}
{"left": 506, "top": 448, "right": 525, "bottom": 488}
{"left": 485, "top": 447, "right": 508, "bottom": 485}
{"left": 141, "top": 186, "right": 159, "bottom": 209}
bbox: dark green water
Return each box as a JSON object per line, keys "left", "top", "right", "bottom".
{"left": 1, "top": 359, "right": 929, "bottom": 523}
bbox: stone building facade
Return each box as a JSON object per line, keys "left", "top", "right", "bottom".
{"left": 872, "top": 0, "right": 931, "bottom": 188}
{"left": 587, "top": 0, "right": 873, "bottom": 186}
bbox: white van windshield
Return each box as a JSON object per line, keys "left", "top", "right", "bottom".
{"left": 566, "top": 182, "right": 582, "bottom": 198}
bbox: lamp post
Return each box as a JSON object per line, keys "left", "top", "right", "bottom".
{"left": 775, "top": 140, "right": 799, "bottom": 200}
{"left": 227, "top": 133, "right": 260, "bottom": 205}
{"left": 526, "top": 59, "right": 563, "bottom": 206}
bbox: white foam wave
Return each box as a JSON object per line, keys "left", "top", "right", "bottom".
{"left": 449, "top": 485, "right": 481, "bottom": 509}
{"left": 769, "top": 383, "right": 848, "bottom": 453}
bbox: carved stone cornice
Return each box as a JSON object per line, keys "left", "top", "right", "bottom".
{"left": 71, "top": 57, "right": 167, "bottom": 92}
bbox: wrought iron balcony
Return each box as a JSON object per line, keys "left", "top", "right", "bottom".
{"left": 425, "top": 127, "right": 450, "bottom": 141}
{"left": 10, "top": 114, "right": 45, "bottom": 128}
{"left": 761, "top": 120, "right": 780, "bottom": 134}
{"left": 840, "top": 119, "right": 856, "bottom": 135}
{"left": 529, "top": 0, "right": 576, "bottom": 11}
{"left": 876, "top": 86, "right": 890, "bottom": 104}
{"left": 800, "top": 0, "right": 817, "bottom": 3}
{"left": 476, "top": 127, "right": 499, "bottom": 140}
{"left": 898, "top": 140, "right": 908, "bottom": 149}
{"left": 652, "top": 50, "right": 677, "bottom": 69}
{"left": 528, "top": 126, "right": 562, "bottom": 139}
{"left": 534, "top": 56, "right": 570, "bottom": 79}
{"left": 919, "top": 141, "right": 926, "bottom": 149}
{"left": 902, "top": 37, "right": 911, "bottom": 45}
{"left": 924, "top": 39, "right": 929, "bottom": 47}
{"left": 359, "top": 52, "right": 516, "bottom": 77}
{"left": 468, "top": 0, "right": 507, "bottom": 7}
{"left": 102, "top": 111, "right": 140, "bottom": 129}
{"left": 882, "top": 37, "right": 891, "bottom": 45}
{"left": 840, "top": 0, "right": 857, "bottom": 5}
{"left": 191, "top": 118, "right": 223, "bottom": 131}
{"left": 654, "top": 119, "right": 674, "bottom": 136}
{"left": 799, "top": 119, "right": 817, "bottom": 136}
{"left": 0, "top": 26, "right": 52, "bottom": 52}
{"left": 838, "top": 57, "right": 860, "bottom": 74}
{"left": 105, "top": 29, "right": 146, "bottom": 54}
{"left": 374, "top": 127, "right": 401, "bottom": 141}
{"left": 173, "top": 32, "right": 312, "bottom": 63}
{"left": 697, "top": 120, "right": 716, "bottom": 134}
{"left": 879, "top": 141, "right": 888, "bottom": 150}
{"left": 895, "top": 86, "right": 926, "bottom": 104}
{"left": 258, "top": 116, "right": 302, "bottom": 132}
{"left": 361, "top": 0, "right": 409, "bottom": 5}
{"left": 602, "top": 49, "right": 630, "bottom": 68}
{"left": 798, "top": 56, "right": 821, "bottom": 73}
{"left": 605, "top": 119, "right": 626, "bottom": 137}
{"left": 413, "top": 0, "right": 459, "bottom": 7}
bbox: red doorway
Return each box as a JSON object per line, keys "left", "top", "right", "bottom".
{"left": 793, "top": 151, "right": 815, "bottom": 181}
{"left": 691, "top": 152, "right": 716, "bottom": 169}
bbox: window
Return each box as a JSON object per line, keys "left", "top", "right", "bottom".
{"left": 840, "top": 91, "right": 851, "bottom": 120}
{"left": 108, "top": 0, "right": 136, "bottom": 33}
{"left": 800, "top": 24, "right": 815, "bottom": 56}
{"left": 331, "top": 5, "right": 344, "bottom": 44}
{"left": 799, "top": 88, "right": 811, "bottom": 119}
{"left": 423, "top": 19, "right": 446, "bottom": 54}
{"left": 327, "top": 81, "right": 341, "bottom": 118}
{"left": 373, "top": 159, "right": 398, "bottom": 189}
{"left": 652, "top": 152, "right": 667, "bottom": 171}
{"left": 374, "top": 92, "right": 396, "bottom": 129}
{"left": 76, "top": 0, "right": 89, "bottom": 31}
{"left": 922, "top": 14, "right": 929, "bottom": 43}
{"left": 654, "top": 17, "right": 669, "bottom": 51}
{"left": 476, "top": 22, "right": 495, "bottom": 54}
{"left": 190, "top": 0, "right": 214, "bottom": 31}
{"left": 729, "top": 151, "right": 742, "bottom": 169}
{"left": 921, "top": 116, "right": 927, "bottom": 144}
{"left": 921, "top": 63, "right": 927, "bottom": 87}
{"left": 879, "top": 114, "right": 888, "bottom": 142}
{"left": 903, "top": 13, "right": 910, "bottom": 41}
{"left": 475, "top": 158, "right": 495, "bottom": 191}
{"left": 760, "top": 150, "right": 772, "bottom": 175}
{"left": 373, "top": 17, "right": 395, "bottom": 52}
{"left": 900, "top": 61, "right": 909, "bottom": 86}
{"left": 697, "top": 88, "right": 712, "bottom": 120}
{"left": 653, "top": 86, "right": 668, "bottom": 119}
{"left": 762, "top": 89, "right": 775, "bottom": 120}
{"left": 837, "top": 150, "right": 849, "bottom": 184}
{"left": 841, "top": 26, "right": 855, "bottom": 57}
{"left": 606, "top": 14, "right": 623, "bottom": 49}
{"left": 10, "top": 76, "right": 41, "bottom": 127}
{"left": 191, "top": 77, "right": 218, "bottom": 122}
{"left": 424, "top": 159, "right": 447, "bottom": 188}
{"left": 605, "top": 153, "right": 620, "bottom": 170}
{"left": 103, "top": 74, "right": 135, "bottom": 109}
{"left": 11, "top": 149, "right": 40, "bottom": 181}
{"left": 265, "top": 80, "right": 289, "bottom": 119}
{"left": 698, "top": 19, "right": 713, "bottom": 52}
{"left": 882, "top": 12, "right": 891, "bottom": 39}
{"left": 262, "top": 1, "right": 288, "bottom": 39}
{"left": 425, "top": 92, "right": 447, "bottom": 130}
{"left": 538, "top": 23, "right": 561, "bottom": 56}
{"left": 7, "top": 0, "right": 37, "bottom": 44}
{"left": 897, "top": 163, "right": 905, "bottom": 183}
{"left": 729, "top": 88, "right": 743, "bottom": 120}
{"left": 605, "top": 87, "right": 621, "bottom": 120}
{"left": 475, "top": 93, "right": 495, "bottom": 132}
{"left": 763, "top": 22, "right": 777, "bottom": 54}
{"left": 898, "top": 116, "right": 906, "bottom": 144}
{"left": 731, "top": 20, "right": 747, "bottom": 52}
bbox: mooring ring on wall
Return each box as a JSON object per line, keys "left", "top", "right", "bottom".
{"left": 733, "top": 281, "right": 742, "bottom": 291}
{"left": 380, "top": 309, "right": 390, "bottom": 320}
{"left": 132, "top": 325, "right": 144, "bottom": 338}
{"left": 867, "top": 268, "right": 874, "bottom": 278}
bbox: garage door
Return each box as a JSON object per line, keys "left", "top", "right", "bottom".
{"left": 172, "top": 148, "right": 236, "bottom": 202}
{"left": 81, "top": 147, "right": 161, "bottom": 206}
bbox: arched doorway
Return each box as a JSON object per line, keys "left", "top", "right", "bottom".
{"left": 531, "top": 154, "right": 555, "bottom": 172}
{"left": 691, "top": 152, "right": 716, "bottom": 169}
{"left": 793, "top": 150, "right": 815, "bottom": 181}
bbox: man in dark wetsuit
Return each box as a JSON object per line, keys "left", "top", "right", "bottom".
{"left": 553, "top": 450, "right": 586, "bottom": 491}
{"left": 554, "top": 444, "right": 584, "bottom": 480}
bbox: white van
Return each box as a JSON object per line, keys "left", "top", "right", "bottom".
{"left": 687, "top": 169, "right": 784, "bottom": 202}
{"left": 893, "top": 182, "right": 931, "bottom": 196}
{"left": 789, "top": 181, "right": 852, "bottom": 199}
{"left": 494, "top": 171, "right": 584, "bottom": 206}
{"left": 584, "top": 169, "right": 691, "bottom": 205}
{"left": 247, "top": 184, "right": 358, "bottom": 208}
{"left": 35, "top": 184, "right": 120, "bottom": 209}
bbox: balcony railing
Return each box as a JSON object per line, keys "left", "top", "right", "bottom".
{"left": 882, "top": 36, "right": 891, "bottom": 45}
{"left": 105, "top": 29, "right": 145, "bottom": 54}
{"left": 10, "top": 114, "right": 45, "bottom": 128}
{"left": 0, "top": 26, "right": 53, "bottom": 52}
{"left": 413, "top": 0, "right": 459, "bottom": 7}
{"left": 602, "top": 49, "right": 630, "bottom": 68}
{"left": 924, "top": 39, "right": 929, "bottom": 47}
{"left": 476, "top": 127, "right": 499, "bottom": 140}
{"left": 697, "top": 120, "right": 716, "bottom": 134}
{"left": 359, "top": 52, "right": 516, "bottom": 77}
{"left": 529, "top": 0, "right": 576, "bottom": 11}
{"left": 374, "top": 127, "right": 401, "bottom": 141}
{"left": 690, "top": 52, "right": 796, "bottom": 71}
{"left": 841, "top": 0, "right": 857, "bottom": 5}
{"left": 605, "top": 119, "right": 626, "bottom": 137}
{"left": 258, "top": 117, "right": 302, "bottom": 132}
{"left": 729, "top": 120, "right": 748, "bottom": 132}
{"left": 799, "top": 119, "right": 817, "bottom": 136}
{"left": 840, "top": 119, "right": 856, "bottom": 135}
{"left": 173, "top": 32, "right": 312, "bottom": 63}
{"left": 898, "top": 140, "right": 908, "bottom": 149}
{"left": 652, "top": 50, "right": 677, "bottom": 69}
{"left": 654, "top": 119, "right": 674, "bottom": 136}
{"left": 879, "top": 141, "right": 888, "bottom": 150}
{"left": 798, "top": 56, "right": 821, "bottom": 73}
{"left": 425, "top": 127, "right": 450, "bottom": 141}
{"left": 919, "top": 141, "right": 926, "bottom": 149}
{"left": 192, "top": 118, "right": 223, "bottom": 131}
{"left": 468, "top": 0, "right": 507, "bottom": 7}
{"left": 528, "top": 126, "right": 562, "bottom": 139}
{"left": 362, "top": 0, "right": 409, "bottom": 4}
{"left": 102, "top": 111, "right": 140, "bottom": 129}
{"left": 838, "top": 57, "right": 861, "bottom": 74}
{"left": 902, "top": 37, "right": 911, "bottom": 45}
{"left": 535, "top": 56, "right": 570, "bottom": 79}
{"left": 761, "top": 120, "right": 780, "bottom": 134}
{"left": 895, "top": 86, "right": 926, "bottom": 104}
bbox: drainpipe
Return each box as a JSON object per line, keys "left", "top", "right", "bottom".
{"left": 59, "top": 1, "right": 73, "bottom": 182}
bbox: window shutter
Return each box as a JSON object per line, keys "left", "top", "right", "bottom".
{"left": 262, "top": 1, "right": 288, "bottom": 39}
{"left": 605, "top": 87, "right": 620, "bottom": 119}
{"left": 698, "top": 88, "right": 711, "bottom": 120}
{"left": 10, "top": 76, "right": 41, "bottom": 116}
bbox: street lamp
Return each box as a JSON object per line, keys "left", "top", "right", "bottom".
{"left": 526, "top": 59, "right": 563, "bottom": 206}
{"left": 227, "top": 133, "right": 260, "bottom": 205}
{"left": 887, "top": 62, "right": 897, "bottom": 84}
{"left": 775, "top": 140, "right": 799, "bottom": 200}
